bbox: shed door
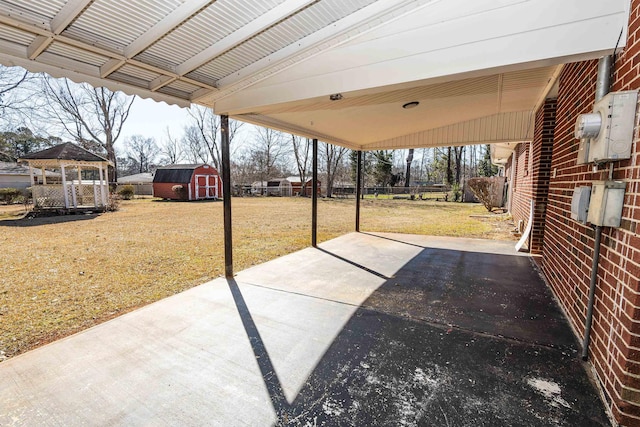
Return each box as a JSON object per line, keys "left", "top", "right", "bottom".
{"left": 195, "top": 175, "right": 218, "bottom": 200}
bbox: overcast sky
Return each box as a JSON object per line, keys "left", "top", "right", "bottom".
{"left": 120, "top": 97, "right": 193, "bottom": 144}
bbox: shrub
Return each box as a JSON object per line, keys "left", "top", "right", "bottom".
{"left": 450, "top": 183, "right": 462, "bottom": 202}
{"left": 117, "top": 184, "right": 135, "bottom": 200}
{"left": 0, "top": 188, "right": 22, "bottom": 204}
{"left": 106, "top": 193, "right": 121, "bottom": 212}
{"left": 172, "top": 184, "right": 187, "bottom": 199}
{"left": 468, "top": 177, "right": 501, "bottom": 212}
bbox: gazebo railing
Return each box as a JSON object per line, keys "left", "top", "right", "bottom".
{"left": 33, "top": 184, "right": 66, "bottom": 208}
{"left": 32, "top": 183, "right": 107, "bottom": 209}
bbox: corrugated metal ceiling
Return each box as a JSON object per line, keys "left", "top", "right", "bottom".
{"left": 0, "top": 0, "right": 616, "bottom": 149}
{"left": 0, "top": 0, "right": 389, "bottom": 106}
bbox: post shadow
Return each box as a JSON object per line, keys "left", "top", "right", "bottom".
{"left": 226, "top": 278, "right": 290, "bottom": 420}
{"left": 316, "top": 247, "right": 389, "bottom": 280}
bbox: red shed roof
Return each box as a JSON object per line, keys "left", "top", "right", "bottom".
{"left": 153, "top": 164, "right": 217, "bottom": 184}
{"left": 156, "top": 164, "right": 209, "bottom": 170}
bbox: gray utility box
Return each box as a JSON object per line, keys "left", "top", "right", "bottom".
{"left": 588, "top": 90, "right": 638, "bottom": 163}
{"left": 570, "top": 186, "right": 591, "bottom": 224}
{"left": 587, "top": 181, "right": 626, "bottom": 227}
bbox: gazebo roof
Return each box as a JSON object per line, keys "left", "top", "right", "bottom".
{"left": 19, "top": 142, "right": 110, "bottom": 164}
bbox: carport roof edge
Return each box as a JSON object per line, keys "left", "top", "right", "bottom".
{"left": 0, "top": 0, "right": 631, "bottom": 149}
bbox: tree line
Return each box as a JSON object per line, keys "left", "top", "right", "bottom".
{"left": 0, "top": 65, "right": 497, "bottom": 196}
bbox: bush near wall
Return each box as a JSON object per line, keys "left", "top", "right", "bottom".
{"left": 117, "top": 184, "right": 135, "bottom": 200}
{"left": 0, "top": 188, "right": 22, "bottom": 204}
{"left": 468, "top": 177, "right": 503, "bottom": 211}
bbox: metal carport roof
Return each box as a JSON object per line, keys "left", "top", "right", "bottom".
{"left": 0, "top": 0, "right": 630, "bottom": 150}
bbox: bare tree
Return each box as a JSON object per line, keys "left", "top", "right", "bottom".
{"left": 159, "top": 128, "right": 182, "bottom": 165}
{"left": 453, "top": 145, "right": 464, "bottom": 184}
{"left": 322, "top": 142, "right": 348, "bottom": 197}
{"left": 181, "top": 125, "right": 209, "bottom": 164}
{"left": 0, "top": 65, "right": 40, "bottom": 129}
{"left": 41, "top": 77, "right": 135, "bottom": 182}
{"left": 125, "top": 135, "right": 159, "bottom": 173}
{"left": 186, "top": 105, "right": 243, "bottom": 174}
{"left": 291, "top": 135, "right": 311, "bottom": 195}
{"left": 251, "top": 127, "right": 286, "bottom": 187}
{"left": 405, "top": 148, "right": 414, "bottom": 187}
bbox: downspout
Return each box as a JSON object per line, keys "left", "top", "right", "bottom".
{"left": 581, "top": 55, "right": 612, "bottom": 361}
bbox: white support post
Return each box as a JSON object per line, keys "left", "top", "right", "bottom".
{"left": 28, "top": 164, "right": 35, "bottom": 186}
{"left": 99, "top": 164, "right": 107, "bottom": 206}
{"left": 61, "top": 164, "right": 70, "bottom": 209}
{"left": 41, "top": 167, "right": 47, "bottom": 185}
{"left": 77, "top": 166, "right": 83, "bottom": 206}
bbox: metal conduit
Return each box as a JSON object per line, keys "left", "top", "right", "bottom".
{"left": 581, "top": 55, "right": 612, "bottom": 361}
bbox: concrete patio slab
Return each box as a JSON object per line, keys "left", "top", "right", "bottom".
{"left": 0, "top": 232, "right": 609, "bottom": 426}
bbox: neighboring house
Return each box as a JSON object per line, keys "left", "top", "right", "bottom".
{"left": 118, "top": 172, "right": 154, "bottom": 196}
{"left": 286, "top": 176, "right": 320, "bottom": 196}
{"left": 0, "top": 161, "right": 59, "bottom": 191}
{"left": 153, "top": 164, "right": 221, "bottom": 201}
{"left": 251, "top": 181, "right": 267, "bottom": 195}
{"left": 251, "top": 178, "right": 320, "bottom": 197}
{"left": 266, "top": 178, "right": 292, "bottom": 197}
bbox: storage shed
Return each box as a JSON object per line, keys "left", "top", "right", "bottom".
{"left": 153, "top": 164, "right": 221, "bottom": 201}
{"left": 266, "top": 179, "right": 292, "bottom": 197}
{"left": 286, "top": 176, "right": 321, "bottom": 196}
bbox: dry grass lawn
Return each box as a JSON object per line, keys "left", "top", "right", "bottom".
{"left": 0, "top": 197, "right": 515, "bottom": 360}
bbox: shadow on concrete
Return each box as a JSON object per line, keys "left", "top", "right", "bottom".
{"left": 0, "top": 212, "right": 99, "bottom": 227}
{"left": 316, "top": 247, "right": 389, "bottom": 280}
{"left": 233, "top": 236, "right": 609, "bottom": 426}
{"left": 227, "top": 278, "right": 290, "bottom": 419}
{"left": 360, "top": 231, "right": 430, "bottom": 249}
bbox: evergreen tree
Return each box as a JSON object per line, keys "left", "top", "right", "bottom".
{"left": 478, "top": 144, "right": 499, "bottom": 177}
{"left": 372, "top": 150, "right": 393, "bottom": 186}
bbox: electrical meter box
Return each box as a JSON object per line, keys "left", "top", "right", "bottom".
{"left": 570, "top": 186, "right": 591, "bottom": 223}
{"left": 576, "top": 139, "right": 590, "bottom": 165}
{"left": 588, "top": 90, "right": 638, "bottom": 163}
{"left": 586, "top": 181, "right": 626, "bottom": 227}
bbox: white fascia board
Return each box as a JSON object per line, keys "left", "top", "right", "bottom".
{"left": 215, "top": 0, "right": 628, "bottom": 114}
{"left": 211, "top": 0, "right": 412, "bottom": 96}
{"left": 0, "top": 45, "right": 190, "bottom": 108}
{"left": 177, "top": 0, "right": 317, "bottom": 76}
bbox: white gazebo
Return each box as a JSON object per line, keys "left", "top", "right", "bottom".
{"left": 19, "top": 142, "right": 111, "bottom": 211}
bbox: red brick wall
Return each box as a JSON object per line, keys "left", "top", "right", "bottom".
{"left": 508, "top": 142, "right": 532, "bottom": 235}
{"left": 538, "top": 21, "right": 640, "bottom": 424}
{"left": 529, "top": 99, "right": 557, "bottom": 255}
{"left": 508, "top": 99, "right": 557, "bottom": 255}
